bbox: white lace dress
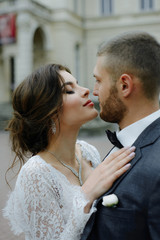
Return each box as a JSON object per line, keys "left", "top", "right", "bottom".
{"left": 3, "top": 140, "right": 101, "bottom": 240}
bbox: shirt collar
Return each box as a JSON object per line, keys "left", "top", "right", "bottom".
{"left": 116, "top": 109, "right": 160, "bottom": 147}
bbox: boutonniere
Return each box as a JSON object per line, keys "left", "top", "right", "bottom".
{"left": 102, "top": 194, "right": 119, "bottom": 207}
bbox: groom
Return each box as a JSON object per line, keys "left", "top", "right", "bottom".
{"left": 81, "top": 32, "right": 160, "bottom": 239}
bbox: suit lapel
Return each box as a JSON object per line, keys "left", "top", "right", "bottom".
{"left": 102, "top": 146, "right": 114, "bottom": 160}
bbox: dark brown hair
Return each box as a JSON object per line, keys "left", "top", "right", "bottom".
{"left": 97, "top": 32, "right": 160, "bottom": 99}
{"left": 6, "top": 63, "right": 71, "bottom": 181}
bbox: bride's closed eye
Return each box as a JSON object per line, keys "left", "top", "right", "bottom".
{"left": 62, "top": 87, "right": 75, "bottom": 94}
{"left": 62, "top": 80, "right": 77, "bottom": 94}
{"left": 66, "top": 90, "right": 75, "bottom": 94}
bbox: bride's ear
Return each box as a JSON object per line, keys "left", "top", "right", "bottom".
{"left": 119, "top": 74, "right": 133, "bottom": 98}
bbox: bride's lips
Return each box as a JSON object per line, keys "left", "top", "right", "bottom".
{"left": 83, "top": 100, "right": 94, "bottom": 107}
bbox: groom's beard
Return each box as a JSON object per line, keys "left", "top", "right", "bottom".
{"left": 100, "top": 85, "right": 127, "bottom": 124}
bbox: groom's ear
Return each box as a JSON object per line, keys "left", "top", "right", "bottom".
{"left": 119, "top": 73, "right": 133, "bottom": 98}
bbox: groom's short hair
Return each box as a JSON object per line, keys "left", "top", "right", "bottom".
{"left": 97, "top": 32, "right": 160, "bottom": 99}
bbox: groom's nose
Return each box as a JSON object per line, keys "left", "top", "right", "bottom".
{"left": 93, "top": 83, "right": 99, "bottom": 96}
{"left": 93, "top": 89, "right": 98, "bottom": 96}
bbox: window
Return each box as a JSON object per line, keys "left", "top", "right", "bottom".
{"left": 101, "top": 0, "right": 113, "bottom": 16}
{"left": 140, "top": 0, "right": 154, "bottom": 11}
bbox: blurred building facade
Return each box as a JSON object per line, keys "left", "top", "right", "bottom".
{"left": 0, "top": 0, "right": 160, "bottom": 104}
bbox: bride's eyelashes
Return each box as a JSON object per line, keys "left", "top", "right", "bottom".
{"left": 62, "top": 87, "right": 75, "bottom": 94}
{"left": 66, "top": 90, "right": 75, "bottom": 94}
{"left": 61, "top": 81, "right": 77, "bottom": 94}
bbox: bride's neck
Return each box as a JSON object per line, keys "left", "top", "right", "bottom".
{"left": 47, "top": 128, "right": 79, "bottom": 165}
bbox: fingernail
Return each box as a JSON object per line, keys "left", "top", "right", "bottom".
{"left": 125, "top": 163, "right": 131, "bottom": 169}
{"left": 129, "top": 146, "right": 136, "bottom": 151}
{"left": 129, "top": 152, "right": 135, "bottom": 158}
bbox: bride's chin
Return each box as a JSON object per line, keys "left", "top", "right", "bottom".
{"left": 93, "top": 109, "right": 99, "bottom": 118}
{"left": 85, "top": 111, "right": 99, "bottom": 123}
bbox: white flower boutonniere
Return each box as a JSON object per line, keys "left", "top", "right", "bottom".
{"left": 102, "top": 194, "right": 119, "bottom": 207}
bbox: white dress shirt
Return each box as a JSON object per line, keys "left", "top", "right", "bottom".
{"left": 110, "top": 109, "right": 160, "bottom": 153}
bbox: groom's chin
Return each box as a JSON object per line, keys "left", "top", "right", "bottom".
{"left": 100, "top": 111, "right": 108, "bottom": 122}
{"left": 100, "top": 111, "right": 115, "bottom": 123}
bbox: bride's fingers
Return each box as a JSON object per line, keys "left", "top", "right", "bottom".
{"left": 117, "top": 146, "right": 136, "bottom": 161}
{"left": 117, "top": 151, "right": 135, "bottom": 168}
{"left": 109, "top": 149, "right": 135, "bottom": 170}
{"left": 102, "top": 148, "right": 135, "bottom": 176}
{"left": 111, "top": 163, "right": 132, "bottom": 181}
{"left": 103, "top": 147, "right": 130, "bottom": 164}
{"left": 103, "top": 146, "right": 136, "bottom": 165}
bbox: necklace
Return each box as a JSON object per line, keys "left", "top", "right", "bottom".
{"left": 45, "top": 149, "right": 83, "bottom": 186}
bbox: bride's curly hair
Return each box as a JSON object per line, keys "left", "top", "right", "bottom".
{"left": 6, "top": 63, "right": 71, "bottom": 184}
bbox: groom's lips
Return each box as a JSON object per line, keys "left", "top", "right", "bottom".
{"left": 83, "top": 100, "right": 94, "bottom": 107}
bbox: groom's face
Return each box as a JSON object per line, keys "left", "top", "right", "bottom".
{"left": 93, "top": 56, "right": 127, "bottom": 124}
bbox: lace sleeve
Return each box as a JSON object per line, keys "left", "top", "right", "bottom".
{"left": 77, "top": 140, "right": 101, "bottom": 168}
{"left": 3, "top": 158, "right": 96, "bottom": 240}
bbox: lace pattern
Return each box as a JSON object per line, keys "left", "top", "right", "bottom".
{"left": 3, "top": 140, "right": 101, "bottom": 240}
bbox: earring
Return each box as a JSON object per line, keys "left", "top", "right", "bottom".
{"left": 51, "top": 120, "right": 56, "bottom": 134}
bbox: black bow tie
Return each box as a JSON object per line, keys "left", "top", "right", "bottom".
{"left": 106, "top": 130, "right": 123, "bottom": 149}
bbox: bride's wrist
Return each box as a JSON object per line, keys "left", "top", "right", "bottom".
{"left": 81, "top": 186, "right": 95, "bottom": 206}
{"left": 83, "top": 201, "right": 93, "bottom": 213}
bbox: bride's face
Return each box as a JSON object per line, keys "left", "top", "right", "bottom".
{"left": 59, "top": 70, "right": 98, "bottom": 128}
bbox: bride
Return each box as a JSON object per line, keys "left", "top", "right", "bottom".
{"left": 3, "top": 64, "right": 135, "bottom": 240}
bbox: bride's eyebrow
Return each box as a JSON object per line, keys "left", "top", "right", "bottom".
{"left": 62, "top": 80, "right": 78, "bottom": 88}
{"left": 63, "top": 82, "right": 73, "bottom": 86}
{"left": 61, "top": 82, "right": 74, "bottom": 91}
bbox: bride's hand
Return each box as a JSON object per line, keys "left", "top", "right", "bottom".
{"left": 81, "top": 146, "right": 135, "bottom": 212}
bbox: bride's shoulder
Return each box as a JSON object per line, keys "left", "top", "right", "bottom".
{"left": 20, "top": 155, "right": 47, "bottom": 173}
{"left": 17, "top": 155, "right": 54, "bottom": 184}
{"left": 76, "top": 139, "right": 101, "bottom": 167}
{"left": 14, "top": 155, "right": 62, "bottom": 196}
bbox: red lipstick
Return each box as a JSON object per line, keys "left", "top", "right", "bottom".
{"left": 83, "top": 100, "right": 94, "bottom": 107}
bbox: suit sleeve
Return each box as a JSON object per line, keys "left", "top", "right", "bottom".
{"left": 148, "top": 172, "right": 160, "bottom": 239}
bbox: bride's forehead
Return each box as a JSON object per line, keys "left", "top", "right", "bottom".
{"left": 59, "top": 70, "right": 77, "bottom": 84}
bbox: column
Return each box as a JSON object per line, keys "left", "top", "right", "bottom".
{"left": 15, "top": 12, "right": 33, "bottom": 86}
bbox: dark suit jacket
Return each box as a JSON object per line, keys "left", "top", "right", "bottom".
{"left": 81, "top": 117, "right": 160, "bottom": 240}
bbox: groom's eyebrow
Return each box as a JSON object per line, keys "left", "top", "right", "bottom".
{"left": 93, "top": 74, "right": 99, "bottom": 79}
{"left": 93, "top": 73, "right": 99, "bottom": 78}
{"left": 93, "top": 73, "right": 102, "bottom": 80}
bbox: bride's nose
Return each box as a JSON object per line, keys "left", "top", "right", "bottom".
{"left": 82, "top": 87, "right": 90, "bottom": 97}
